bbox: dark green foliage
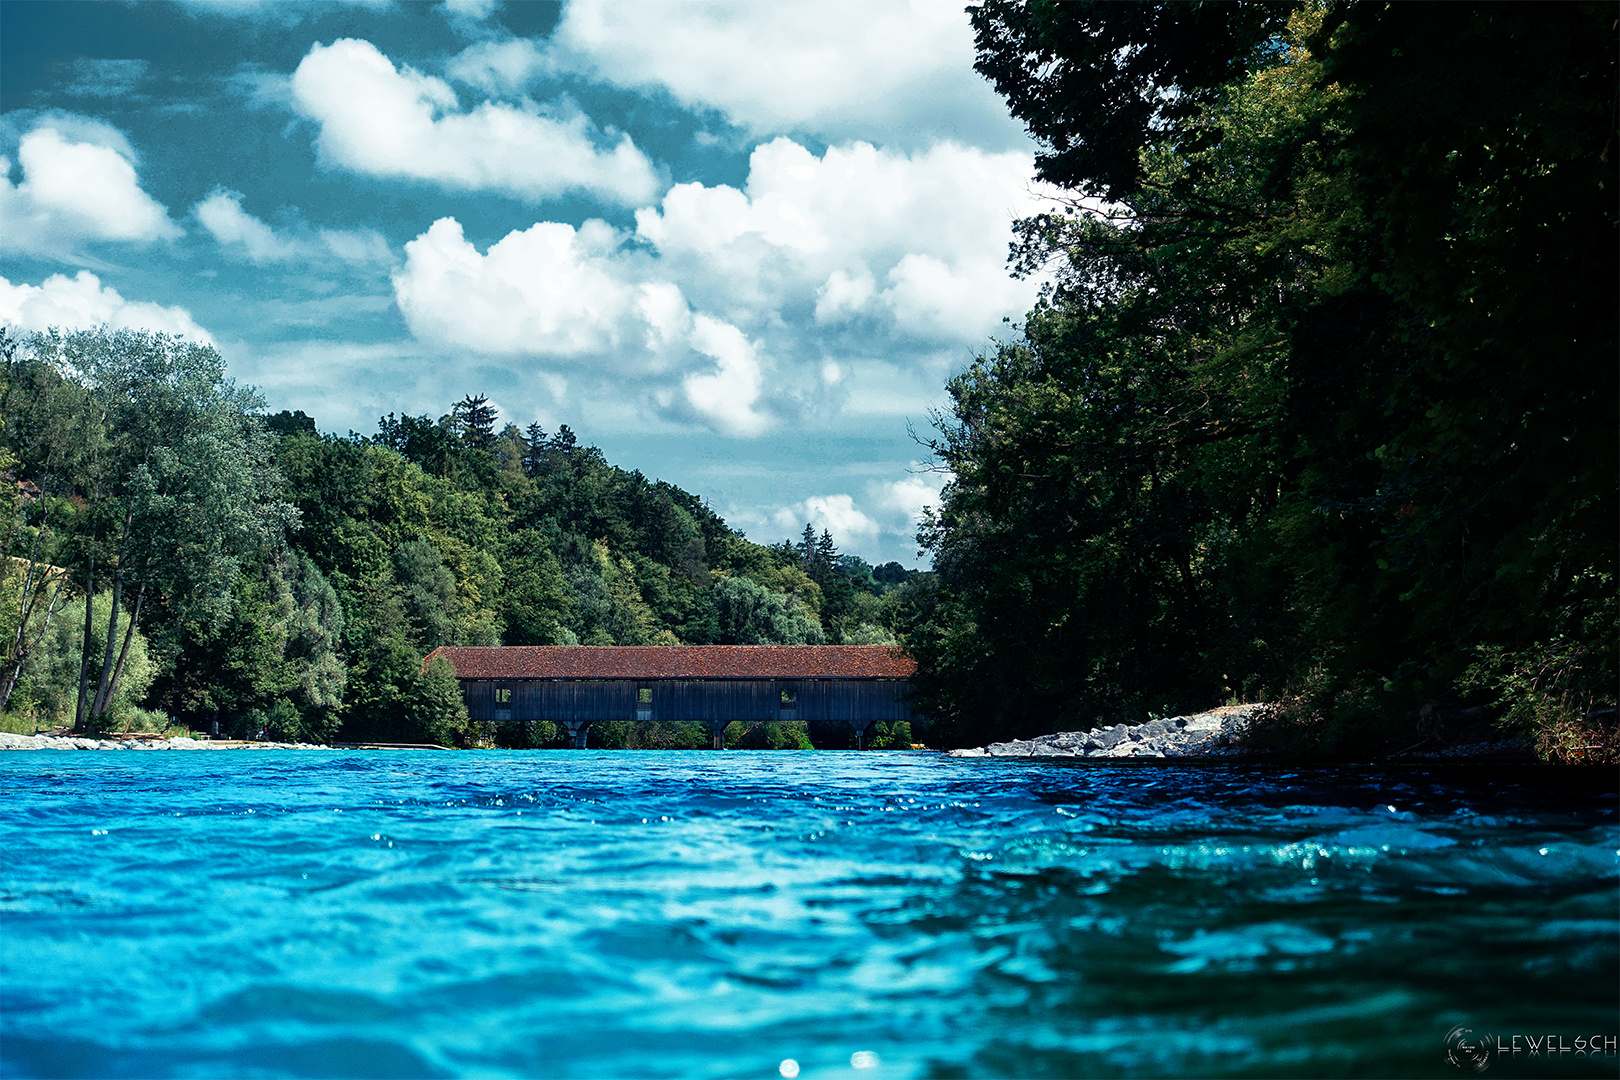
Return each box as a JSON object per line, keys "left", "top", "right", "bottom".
{"left": 864, "top": 720, "right": 913, "bottom": 750}
{"left": 712, "top": 576, "right": 824, "bottom": 645}
{"left": 727, "top": 720, "right": 813, "bottom": 750}
{"left": 375, "top": 413, "right": 458, "bottom": 476}
{"left": 588, "top": 720, "right": 712, "bottom": 750}
{"left": 916, "top": 2, "right": 1617, "bottom": 754}
{"left": 393, "top": 539, "right": 461, "bottom": 651}
{"left": 266, "top": 410, "right": 317, "bottom": 437}
{"left": 970, "top": 0, "right": 1294, "bottom": 198}
{"left": 451, "top": 395, "right": 498, "bottom": 451}
{"left": 493, "top": 717, "right": 561, "bottom": 749}
{"left": 400, "top": 655, "right": 470, "bottom": 747}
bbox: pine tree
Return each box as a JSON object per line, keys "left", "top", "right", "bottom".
{"left": 522, "top": 422, "right": 546, "bottom": 476}
{"left": 816, "top": 529, "right": 838, "bottom": 571}
{"left": 453, "top": 395, "right": 498, "bottom": 451}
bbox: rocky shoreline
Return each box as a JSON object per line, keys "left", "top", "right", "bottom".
{"left": 946, "top": 704, "right": 1261, "bottom": 759}
{"left": 0, "top": 732, "right": 328, "bottom": 751}
{"left": 943, "top": 702, "right": 1536, "bottom": 762}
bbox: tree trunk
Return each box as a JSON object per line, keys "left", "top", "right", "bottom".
{"left": 73, "top": 555, "right": 94, "bottom": 733}
{"left": 103, "top": 578, "right": 147, "bottom": 716}
{"left": 91, "top": 508, "right": 136, "bottom": 717}
{"left": 92, "top": 569, "right": 123, "bottom": 716}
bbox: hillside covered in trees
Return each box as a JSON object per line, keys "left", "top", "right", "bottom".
{"left": 5, "top": 3, "right": 1612, "bottom": 763}
{"left": 901, "top": 1, "right": 1616, "bottom": 760}
{"left": 0, "top": 329, "right": 920, "bottom": 748}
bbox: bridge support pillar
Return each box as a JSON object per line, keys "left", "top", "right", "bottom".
{"left": 851, "top": 719, "right": 872, "bottom": 751}
{"left": 706, "top": 720, "right": 727, "bottom": 750}
{"left": 560, "top": 720, "right": 591, "bottom": 749}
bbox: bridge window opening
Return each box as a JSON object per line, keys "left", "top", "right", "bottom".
{"left": 494, "top": 686, "right": 513, "bottom": 723}
{"left": 495, "top": 688, "right": 512, "bottom": 703}
{"left": 779, "top": 685, "right": 797, "bottom": 716}
{"left": 636, "top": 686, "right": 653, "bottom": 721}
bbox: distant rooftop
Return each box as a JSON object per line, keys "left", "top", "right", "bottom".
{"left": 424, "top": 645, "right": 915, "bottom": 681}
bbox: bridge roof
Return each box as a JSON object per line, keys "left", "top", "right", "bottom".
{"left": 424, "top": 645, "right": 915, "bottom": 681}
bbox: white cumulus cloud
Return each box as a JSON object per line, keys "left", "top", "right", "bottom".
{"left": 393, "top": 216, "right": 639, "bottom": 358}
{"left": 771, "top": 493, "right": 881, "bottom": 541}
{"left": 1, "top": 122, "right": 181, "bottom": 258}
{"left": 635, "top": 137, "right": 1044, "bottom": 344}
{"left": 386, "top": 136, "right": 1048, "bottom": 436}
{"left": 0, "top": 271, "right": 213, "bottom": 343}
{"left": 548, "top": 0, "right": 1027, "bottom": 148}
{"left": 869, "top": 468, "right": 948, "bottom": 530}
{"left": 391, "top": 214, "right": 777, "bottom": 436}
{"left": 195, "top": 189, "right": 302, "bottom": 263}
{"left": 194, "top": 189, "right": 392, "bottom": 266}
{"left": 446, "top": 37, "right": 549, "bottom": 97}
{"left": 683, "top": 315, "right": 768, "bottom": 436}
{"left": 290, "top": 37, "right": 660, "bottom": 206}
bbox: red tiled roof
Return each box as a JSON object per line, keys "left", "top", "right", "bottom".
{"left": 423, "top": 645, "right": 915, "bottom": 680}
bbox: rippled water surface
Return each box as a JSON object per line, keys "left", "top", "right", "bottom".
{"left": 2, "top": 752, "right": 1615, "bottom": 1078}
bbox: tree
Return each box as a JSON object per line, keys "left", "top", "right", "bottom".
{"left": 521, "top": 423, "right": 547, "bottom": 476}
{"left": 393, "top": 539, "right": 461, "bottom": 652}
{"left": 375, "top": 413, "right": 457, "bottom": 475}
{"left": 970, "top": 0, "right": 1294, "bottom": 199}
{"left": 0, "top": 343, "right": 88, "bottom": 711}
{"left": 712, "top": 575, "right": 825, "bottom": 645}
{"left": 452, "top": 394, "right": 498, "bottom": 451}
{"left": 917, "top": 2, "right": 1618, "bottom": 752}
{"left": 19, "top": 330, "right": 293, "bottom": 732}
{"left": 400, "top": 654, "right": 469, "bottom": 746}
{"left": 798, "top": 523, "right": 818, "bottom": 573}
{"left": 15, "top": 590, "right": 156, "bottom": 729}
{"left": 816, "top": 530, "right": 838, "bottom": 574}
{"left": 277, "top": 551, "right": 347, "bottom": 739}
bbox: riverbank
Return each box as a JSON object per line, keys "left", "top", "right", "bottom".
{"left": 944, "top": 703, "right": 1536, "bottom": 761}
{"left": 0, "top": 732, "right": 330, "bottom": 751}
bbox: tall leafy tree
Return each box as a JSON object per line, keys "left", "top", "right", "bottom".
{"left": 23, "top": 330, "right": 294, "bottom": 731}
{"left": 916, "top": 2, "right": 1617, "bottom": 752}
{"left": 0, "top": 336, "right": 93, "bottom": 710}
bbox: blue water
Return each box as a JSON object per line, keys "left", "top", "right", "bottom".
{"left": 1, "top": 752, "right": 1615, "bottom": 1079}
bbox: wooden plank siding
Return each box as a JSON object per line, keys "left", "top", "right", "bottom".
{"left": 459, "top": 677, "right": 914, "bottom": 725}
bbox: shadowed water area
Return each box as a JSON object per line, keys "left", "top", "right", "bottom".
{"left": 1, "top": 752, "right": 1615, "bottom": 1078}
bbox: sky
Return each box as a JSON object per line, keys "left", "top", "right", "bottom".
{"left": 0, "top": 0, "right": 1053, "bottom": 567}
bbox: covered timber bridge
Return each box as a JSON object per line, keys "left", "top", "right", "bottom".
{"left": 424, "top": 645, "right": 919, "bottom": 749}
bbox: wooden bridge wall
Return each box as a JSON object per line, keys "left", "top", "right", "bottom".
{"left": 462, "top": 678, "right": 914, "bottom": 726}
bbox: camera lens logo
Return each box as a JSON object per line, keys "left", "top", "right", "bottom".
{"left": 1446, "top": 1027, "right": 1494, "bottom": 1072}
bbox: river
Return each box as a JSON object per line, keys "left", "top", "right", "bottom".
{"left": 2, "top": 751, "right": 1615, "bottom": 1078}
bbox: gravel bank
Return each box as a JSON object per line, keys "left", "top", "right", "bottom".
{"left": 945, "top": 704, "right": 1262, "bottom": 759}
{"left": 0, "top": 732, "right": 329, "bottom": 751}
